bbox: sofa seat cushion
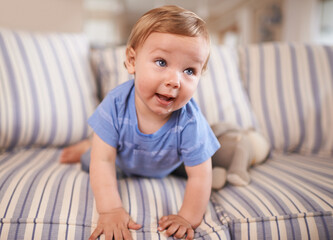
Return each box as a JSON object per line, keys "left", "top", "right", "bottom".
{"left": 0, "top": 29, "right": 98, "bottom": 151}
{"left": 0, "top": 149, "right": 230, "bottom": 239}
{"left": 239, "top": 43, "right": 333, "bottom": 157}
{"left": 91, "top": 45, "right": 258, "bottom": 129}
{"left": 211, "top": 154, "right": 333, "bottom": 239}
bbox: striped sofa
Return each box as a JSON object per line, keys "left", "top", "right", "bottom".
{"left": 0, "top": 28, "right": 332, "bottom": 240}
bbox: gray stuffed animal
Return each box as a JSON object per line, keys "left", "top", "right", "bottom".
{"left": 211, "top": 122, "right": 270, "bottom": 190}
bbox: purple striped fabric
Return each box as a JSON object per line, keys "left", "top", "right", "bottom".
{"left": 0, "top": 148, "right": 230, "bottom": 239}
{"left": 0, "top": 29, "right": 98, "bottom": 151}
{"left": 90, "top": 46, "right": 133, "bottom": 101}
{"left": 239, "top": 43, "right": 333, "bottom": 157}
{"left": 91, "top": 45, "right": 258, "bottom": 129}
{"left": 211, "top": 153, "right": 333, "bottom": 239}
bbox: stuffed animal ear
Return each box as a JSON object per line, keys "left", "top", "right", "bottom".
{"left": 247, "top": 131, "right": 270, "bottom": 164}
{"left": 211, "top": 122, "right": 239, "bottom": 138}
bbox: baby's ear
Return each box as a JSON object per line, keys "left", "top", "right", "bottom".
{"left": 125, "top": 47, "right": 136, "bottom": 74}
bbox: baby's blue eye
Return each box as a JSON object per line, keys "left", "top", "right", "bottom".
{"left": 156, "top": 59, "right": 166, "bottom": 67}
{"left": 184, "top": 68, "right": 194, "bottom": 76}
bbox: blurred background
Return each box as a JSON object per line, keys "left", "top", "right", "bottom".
{"left": 0, "top": 0, "right": 332, "bottom": 47}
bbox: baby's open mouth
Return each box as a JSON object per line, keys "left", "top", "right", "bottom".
{"left": 156, "top": 93, "right": 175, "bottom": 102}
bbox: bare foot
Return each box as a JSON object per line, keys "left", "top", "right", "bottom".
{"left": 59, "top": 139, "right": 91, "bottom": 164}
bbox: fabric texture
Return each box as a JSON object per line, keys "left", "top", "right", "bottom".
{"left": 90, "top": 45, "right": 258, "bottom": 128}
{"left": 211, "top": 153, "right": 333, "bottom": 239}
{"left": 0, "top": 148, "right": 230, "bottom": 240}
{"left": 239, "top": 43, "right": 333, "bottom": 156}
{"left": 88, "top": 80, "right": 220, "bottom": 178}
{"left": 0, "top": 29, "right": 98, "bottom": 151}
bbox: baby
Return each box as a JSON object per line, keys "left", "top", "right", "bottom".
{"left": 61, "top": 5, "right": 220, "bottom": 240}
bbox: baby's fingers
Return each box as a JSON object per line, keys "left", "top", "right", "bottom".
{"left": 89, "top": 226, "right": 104, "bottom": 240}
{"left": 158, "top": 219, "right": 172, "bottom": 232}
{"left": 173, "top": 225, "right": 187, "bottom": 239}
{"left": 128, "top": 218, "right": 142, "bottom": 230}
{"left": 121, "top": 228, "right": 133, "bottom": 240}
{"left": 186, "top": 228, "right": 194, "bottom": 240}
{"left": 165, "top": 223, "right": 180, "bottom": 237}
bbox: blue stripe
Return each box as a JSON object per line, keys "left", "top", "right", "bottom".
{"left": 46, "top": 167, "right": 72, "bottom": 239}
{"left": 79, "top": 177, "right": 91, "bottom": 240}
{"left": 274, "top": 44, "right": 290, "bottom": 152}
{"left": 14, "top": 32, "right": 41, "bottom": 148}
{"left": 202, "top": 209, "right": 222, "bottom": 240}
{"left": 218, "top": 47, "right": 242, "bottom": 126}
{"left": 0, "top": 32, "right": 21, "bottom": 150}
{"left": 160, "top": 178, "right": 170, "bottom": 217}
{"left": 125, "top": 179, "right": 132, "bottom": 216}
{"left": 60, "top": 37, "right": 89, "bottom": 140}
{"left": 137, "top": 179, "right": 146, "bottom": 239}
{"left": 259, "top": 45, "right": 275, "bottom": 148}
{"left": 65, "top": 172, "right": 80, "bottom": 240}
{"left": 47, "top": 37, "right": 73, "bottom": 146}
{"left": 95, "top": 50, "right": 104, "bottom": 100}
{"left": 169, "top": 178, "right": 180, "bottom": 212}
{"left": 289, "top": 44, "right": 306, "bottom": 153}
{"left": 207, "top": 53, "right": 225, "bottom": 121}
{"left": 148, "top": 179, "right": 161, "bottom": 239}
{"left": 306, "top": 46, "right": 322, "bottom": 154}
{"left": 231, "top": 49, "right": 258, "bottom": 129}
{"left": 323, "top": 46, "right": 333, "bottom": 157}
{"left": 323, "top": 46, "right": 333, "bottom": 93}
{"left": 31, "top": 35, "right": 58, "bottom": 146}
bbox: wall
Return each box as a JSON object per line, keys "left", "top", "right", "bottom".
{"left": 0, "top": 0, "right": 84, "bottom": 32}
{"left": 282, "top": 0, "right": 320, "bottom": 42}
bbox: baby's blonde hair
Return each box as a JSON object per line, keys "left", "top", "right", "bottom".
{"left": 126, "top": 5, "right": 210, "bottom": 71}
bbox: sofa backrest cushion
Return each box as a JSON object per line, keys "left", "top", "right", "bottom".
{"left": 239, "top": 43, "right": 333, "bottom": 157}
{"left": 91, "top": 45, "right": 258, "bottom": 129}
{"left": 0, "top": 29, "right": 98, "bottom": 151}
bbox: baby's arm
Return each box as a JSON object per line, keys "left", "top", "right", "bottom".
{"left": 89, "top": 133, "right": 141, "bottom": 240}
{"left": 158, "top": 159, "right": 212, "bottom": 239}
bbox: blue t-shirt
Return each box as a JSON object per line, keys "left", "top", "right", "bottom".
{"left": 88, "top": 80, "right": 220, "bottom": 178}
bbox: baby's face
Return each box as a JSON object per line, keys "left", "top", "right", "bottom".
{"left": 128, "top": 32, "right": 209, "bottom": 119}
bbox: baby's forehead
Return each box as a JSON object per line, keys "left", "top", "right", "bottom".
{"left": 139, "top": 31, "right": 209, "bottom": 48}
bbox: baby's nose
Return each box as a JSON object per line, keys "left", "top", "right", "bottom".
{"left": 165, "top": 72, "right": 180, "bottom": 89}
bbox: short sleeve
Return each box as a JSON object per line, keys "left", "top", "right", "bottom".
{"left": 179, "top": 102, "right": 220, "bottom": 166}
{"left": 88, "top": 92, "right": 119, "bottom": 148}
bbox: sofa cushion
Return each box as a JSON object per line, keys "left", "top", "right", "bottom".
{"left": 0, "top": 148, "right": 230, "bottom": 239}
{"left": 0, "top": 29, "right": 98, "bottom": 151}
{"left": 91, "top": 45, "right": 258, "bottom": 128}
{"left": 239, "top": 43, "right": 333, "bottom": 156}
{"left": 211, "top": 153, "right": 333, "bottom": 239}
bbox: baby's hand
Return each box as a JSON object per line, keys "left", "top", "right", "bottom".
{"left": 89, "top": 207, "right": 141, "bottom": 240}
{"left": 158, "top": 215, "right": 194, "bottom": 240}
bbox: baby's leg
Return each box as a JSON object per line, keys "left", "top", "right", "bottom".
{"left": 59, "top": 139, "right": 91, "bottom": 163}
